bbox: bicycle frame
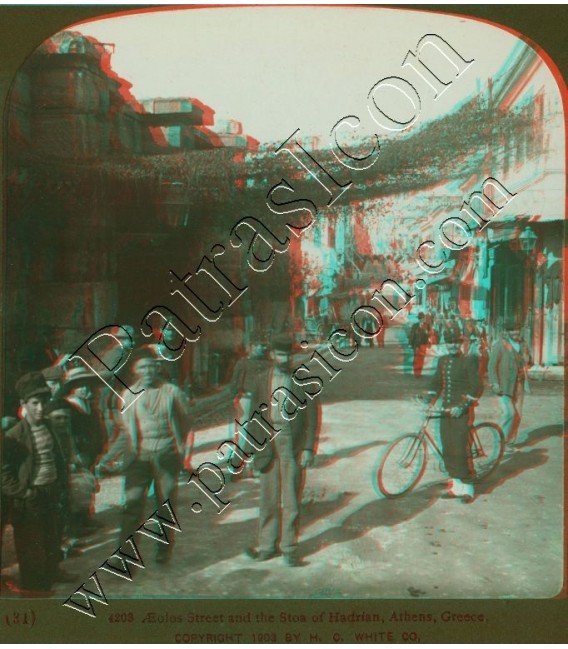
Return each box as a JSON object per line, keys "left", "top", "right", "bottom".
{"left": 390, "top": 415, "right": 444, "bottom": 474}
{"left": 417, "top": 412, "right": 500, "bottom": 475}
{"left": 415, "top": 413, "right": 445, "bottom": 463}
{"left": 376, "top": 406, "right": 503, "bottom": 498}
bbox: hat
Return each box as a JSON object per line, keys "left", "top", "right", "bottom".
{"left": 130, "top": 346, "right": 159, "bottom": 364}
{"left": 42, "top": 365, "right": 65, "bottom": 381}
{"left": 271, "top": 335, "right": 293, "bottom": 354}
{"left": 504, "top": 319, "right": 520, "bottom": 332}
{"left": 444, "top": 331, "right": 462, "bottom": 344}
{"left": 63, "top": 365, "right": 103, "bottom": 387}
{"left": 15, "top": 372, "right": 51, "bottom": 401}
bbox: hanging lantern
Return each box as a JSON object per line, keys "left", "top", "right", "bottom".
{"left": 519, "top": 225, "right": 537, "bottom": 254}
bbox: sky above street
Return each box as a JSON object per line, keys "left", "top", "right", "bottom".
{"left": 70, "top": 7, "right": 531, "bottom": 144}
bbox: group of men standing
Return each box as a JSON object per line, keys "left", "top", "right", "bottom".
{"left": 1, "top": 325, "right": 198, "bottom": 595}
{"left": 1, "top": 330, "right": 321, "bottom": 595}
{"left": 408, "top": 311, "right": 489, "bottom": 379}
{"left": 1, "top": 310, "right": 531, "bottom": 593}
{"left": 1, "top": 363, "right": 120, "bottom": 595}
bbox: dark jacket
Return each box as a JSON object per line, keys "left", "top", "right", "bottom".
{"left": 230, "top": 356, "right": 273, "bottom": 397}
{"left": 430, "top": 353, "right": 482, "bottom": 408}
{"left": 1, "top": 418, "right": 68, "bottom": 503}
{"left": 248, "top": 364, "right": 321, "bottom": 473}
{"left": 66, "top": 404, "right": 106, "bottom": 471}
{"left": 409, "top": 322, "right": 430, "bottom": 348}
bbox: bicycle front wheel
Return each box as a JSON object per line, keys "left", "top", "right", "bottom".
{"left": 377, "top": 434, "right": 427, "bottom": 497}
{"left": 469, "top": 422, "right": 504, "bottom": 481}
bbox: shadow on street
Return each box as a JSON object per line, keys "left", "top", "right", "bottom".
{"left": 517, "top": 423, "right": 564, "bottom": 448}
{"left": 298, "top": 482, "right": 441, "bottom": 561}
{"left": 316, "top": 439, "right": 387, "bottom": 469}
{"left": 476, "top": 447, "right": 549, "bottom": 496}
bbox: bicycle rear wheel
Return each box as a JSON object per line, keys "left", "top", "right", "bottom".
{"left": 469, "top": 422, "right": 504, "bottom": 481}
{"left": 377, "top": 434, "right": 427, "bottom": 497}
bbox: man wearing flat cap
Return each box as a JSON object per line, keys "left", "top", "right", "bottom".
{"left": 63, "top": 365, "right": 107, "bottom": 473}
{"left": 1, "top": 372, "right": 75, "bottom": 594}
{"left": 41, "top": 364, "right": 65, "bottom": 400}
{"left": 245, "top": 336, "right": 320, "bottom": 567}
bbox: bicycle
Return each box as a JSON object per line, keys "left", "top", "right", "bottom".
{"left": 376, "top": 397, "right": 504, "bottom": 497}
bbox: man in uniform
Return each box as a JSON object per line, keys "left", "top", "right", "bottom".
{"left": 427, "top": 332, "right": 482, "bottom": 502}
{"left": 245, "top": 336, "right": 320, "bottom": 566}
{"left": 443, "top": 313, "right": 463, "bottom": 343}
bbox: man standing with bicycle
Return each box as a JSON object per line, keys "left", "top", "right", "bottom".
{"left": 427, "top": 331, "right": 482, "bottom": 502}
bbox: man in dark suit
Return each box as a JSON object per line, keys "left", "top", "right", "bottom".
{"left": 409, "top": 312, "right": 431, "bottom": 377}
{"left": 443, "top": 313, "right": 463, "bottom": 343}
{"left": 427, "top": 332, "right": 482, "bottom": 502}
{"left": 1, "top": 372, "right": 76, "bottom": 594}
{"left": 63, "top": 366, "right": 107, "bottom": 473}
{"left": 245, "top": 336, "right": 320, "bottom": 567}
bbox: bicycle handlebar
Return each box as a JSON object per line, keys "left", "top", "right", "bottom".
{"left": 426, "top": 407, "right": 450, "bottom": 418}
{"left": 413, "top": 394, "right": 478, "bottom": 419}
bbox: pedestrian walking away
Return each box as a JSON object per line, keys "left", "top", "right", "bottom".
{"left": 409, "top": 312, "right": 431, "bottom": 377}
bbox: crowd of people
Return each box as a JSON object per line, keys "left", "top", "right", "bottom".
{"left": 408, "top": 309, "right": 490, "bottom": 379}
{"left": 0, "top": 324, "right": 195, "bottom": 595}
{"left": 1, "top": 309, "right": 531, "bottom": 594}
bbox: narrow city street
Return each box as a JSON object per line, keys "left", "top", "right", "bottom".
{"left": 1, "top": 7, "right": 564, "bottom": 616}
{"left": 0, "top": 11, "right": 565, "bottom": 646}
{"left": 2, "top": 327, "right": 563, "bottom": 601}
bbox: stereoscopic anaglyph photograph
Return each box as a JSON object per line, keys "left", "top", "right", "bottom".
{"left": 0, "top": 6, "right": 564, "bottom": 606}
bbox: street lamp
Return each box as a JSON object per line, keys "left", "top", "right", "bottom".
{"left": 519, "top": 225, "right": 537, "bottom": 254}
